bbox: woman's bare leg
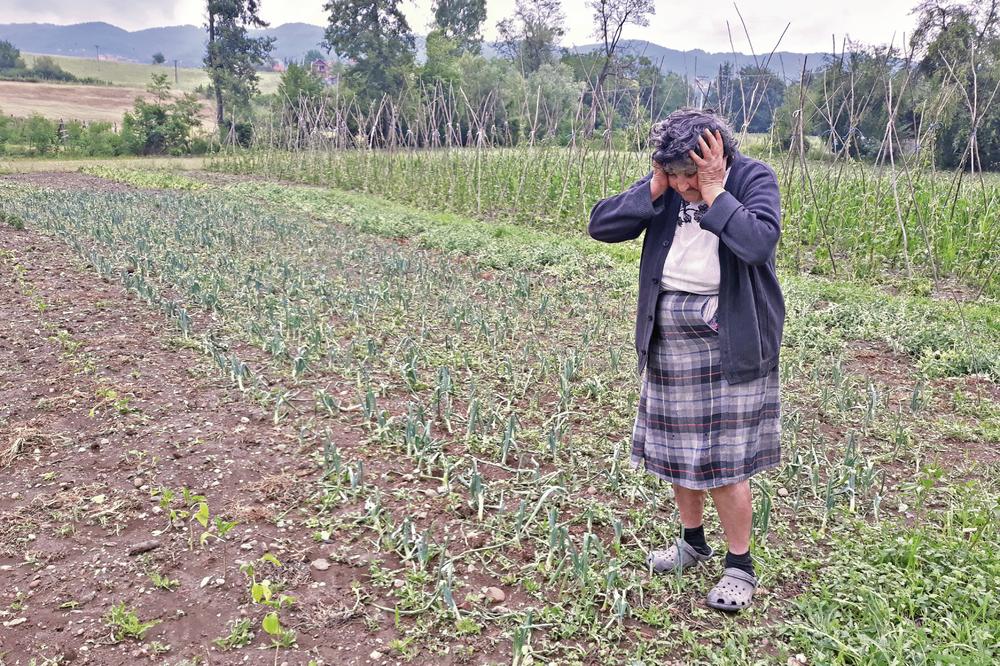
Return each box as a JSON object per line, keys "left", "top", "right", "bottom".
{"left": 672, "top": 484, "right": 706, "bottom": 528}
{"left": 708, "top": 480, "right": 752, "bottom": 554}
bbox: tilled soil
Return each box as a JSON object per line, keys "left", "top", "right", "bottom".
{"left": 3, "top": 172, "right": 995, "bottom": 665}
{"left": 0, "top": 226, "right": 426, "bottom": 664}
{"left": 0, "top": 172, "right": 141, "bottom": 192}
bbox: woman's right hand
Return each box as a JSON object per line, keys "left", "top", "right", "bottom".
{"left": 650, "top": 164, "right": 670, "bottom": 202}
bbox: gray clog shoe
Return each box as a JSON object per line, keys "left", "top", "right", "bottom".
{"left": 706, "top": 567, "right": 758, "bottom": 611}
{"left": 647, "top": 537, "right": 714, "bottom": 574}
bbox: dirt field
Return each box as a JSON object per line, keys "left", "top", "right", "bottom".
{"left": 0, "top": 80, "right": 216, "bottom": 126}
{"left": 0, "top": 181, "right": 484, "bottom": 665}
{"left": 0, "top": 156, "right": 209, "bottom": 174}
{"left": 1, "top": 169, "right": 996, "bottom": 664}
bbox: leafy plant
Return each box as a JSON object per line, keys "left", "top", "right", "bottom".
{"left": 104, "top": 602, "right": 161, "bottom": 642}
{"left": 213, "top": 618, "right": 254, "bottom": 650}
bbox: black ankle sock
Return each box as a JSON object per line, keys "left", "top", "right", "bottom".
{"left": 682, "top": 525, "right": 712, "bottom": 555}
{"left": 725, "top": 549, "right": 755, "bottom": 577}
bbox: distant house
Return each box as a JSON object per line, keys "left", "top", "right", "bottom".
{"left": 271, "top": 61, "right": 286, "bottom": 73}
{"left": 310, "top": 60, "right": 329, "bottom": 77}
{"left": 309, "top": 59, "right": 340, "bottom": 86}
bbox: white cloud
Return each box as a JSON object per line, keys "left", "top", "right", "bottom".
{"left": 5, "top": 0, "right": 922, "bottom": 53}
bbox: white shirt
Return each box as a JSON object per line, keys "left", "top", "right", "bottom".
{"left": 660, "top": 168, "right": 731, "bottom": 311}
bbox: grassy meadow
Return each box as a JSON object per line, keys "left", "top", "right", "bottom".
{"left": 21, "top": 52, "right": 282, "bottom": 94}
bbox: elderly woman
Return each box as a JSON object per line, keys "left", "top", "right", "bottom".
{"left": 588, "top": 107, "right": 784, "bottom": 612}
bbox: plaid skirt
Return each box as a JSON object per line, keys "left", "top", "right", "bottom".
{"left": 630, "top": 289, "right": 781, "bottom": 490}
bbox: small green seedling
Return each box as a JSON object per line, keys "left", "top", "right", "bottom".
{"left": 213, "top": 618, "right": 254, "bottom": 650}
{"left": 104, "top": 601, "right": 161, "bottom": 642}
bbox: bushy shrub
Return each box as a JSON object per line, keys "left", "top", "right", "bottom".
{"left": 29, "top": 55, "right": 76, "bottom": 82}
{"left": 24, "top": 114, "right": 58, "bottom": 154}
{"left": 121, "top": 75, "right": 203, "bottom": 155}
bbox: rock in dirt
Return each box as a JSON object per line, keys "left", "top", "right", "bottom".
{"left": 127, "top": 539, "right": 161, "bottom": 556}
{"left": 485, "top": 586, "right": 506, "bottom": 603}
{"left": 311, "top": 558, "right": 330, "bottom": 571}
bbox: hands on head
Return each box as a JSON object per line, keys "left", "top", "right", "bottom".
{"left": 650, "top": 128, "right": 727, "bottom": 205}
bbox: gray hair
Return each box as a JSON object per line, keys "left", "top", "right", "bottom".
{"left": 650, "top": 107, "right": 738, "bottom": 174}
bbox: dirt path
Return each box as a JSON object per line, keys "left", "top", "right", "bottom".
{"left": 0, "top": 172, "right": 139, "bottom": 192}
{"left": 0, "top": 226, "right": 382, "bottom": 664}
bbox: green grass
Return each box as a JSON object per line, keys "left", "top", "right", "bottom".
{"left": 21, "top": 52, "right": 281, "bottom": 94}
{"left": 79, "top": 165, "right": 207, "bottom": 190}
{"left": 788, "top": 479, "right": 998, "bottom": 664}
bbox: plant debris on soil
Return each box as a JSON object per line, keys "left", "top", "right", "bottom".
{"left": 1, "top": 171, "right": 997, "bottom": 665}
{"left": 0, "top": 226, "right": 433, "bottom": 664}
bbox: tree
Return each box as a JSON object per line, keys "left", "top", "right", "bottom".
{"left": 204, "top": 0, "right": 275, "bottom": 135}
{"left": 277, "top": 63, "right": 323, "bottom": 108}
{"left": 706, "top": 63, "right": 786, "bottom": 133}
{"left": 303, "top": 49, "right": 325, "bottom": 66}
{"left": 909, "top": 0, "right": 1000, "bottom": 169}
{"left": 497, "top": 0, "right": 566, "bottom": 74}
{"left": 588, "top": 0, "right": 654, "bottom": 97}
{"left": 23, "top": 114, "right": 58, "bottom": 155}
{"left": 911, "top": 0, "right": 999, "bottom": 76}
{"left": 123, "top": 75, "right": 203, "bottom": 155}
{"left": 0, "top": 40, "right": 25, "bottom": 70}
{"left": 30, "top": 56, "right": 75, "bottom": 81}
{"left": 275, "top": 63, "right": 325, "bottom": 147}
{"left": 322, "top": 0, "right": 416, "bottom": 101}
{"left": 152, "top": 52, "right": 166, "bottom": 65}
{"left": 421, "top": 30, "right": 463, "bottom": 86}
{"left": 450, "top": 53, "right": 525, "bottom": 142}
{"left": 562, "top": 49, "right": 686, "bottom": 140}
{"left": 523, "top": 62, "right": 583, "bottom": 140}
{"left": 147, "top": 72, "right": 173, "bottom": 102}
{"left": 432, "top": 0, "right": 487, "bottom": 54}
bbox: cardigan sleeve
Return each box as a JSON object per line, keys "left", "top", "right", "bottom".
{"left": 698, "top": 162, "right": 781, "bottom": 266}
{"left": 588, "top": 171, "right": 667, "bottom": 243}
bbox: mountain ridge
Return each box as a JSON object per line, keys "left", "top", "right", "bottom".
{"left": 0, "top": 21, "right": 831, "bottom": 80}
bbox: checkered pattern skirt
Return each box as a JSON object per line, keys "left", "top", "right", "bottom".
{"left": 631, "top": 289, "right": 781, "bottom": 490}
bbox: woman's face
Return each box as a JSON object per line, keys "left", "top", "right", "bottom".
{"left": 667, "top": 170, "right": 702, "bottom": 202}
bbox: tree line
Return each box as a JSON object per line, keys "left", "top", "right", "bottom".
{"left": 2, "top": 0, "right": 997, "bottom": 171}
{"left": 212, "top": 0, "right": 993, "bottom": 171}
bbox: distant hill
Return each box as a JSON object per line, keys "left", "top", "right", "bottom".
{"left": 570, "top": 40, "right": 830, "bottom": 80}
{"left": 0, "top": 21, "right": 829, "bottom": 80}
{"left": 0, "top": 21, "right": 331, "bottom": 68}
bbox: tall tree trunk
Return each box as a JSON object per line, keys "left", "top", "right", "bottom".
{"left": 589, "top": 51, "right": 613, "bottom": 138}
{"left": 208, "top": 11, "right": 224, "bottom": 128}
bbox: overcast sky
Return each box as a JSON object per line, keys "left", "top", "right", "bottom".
{"left": 2, "top": 0, "right": 922, "bottom": 53}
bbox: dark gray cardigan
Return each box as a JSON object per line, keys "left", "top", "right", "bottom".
{"left": 588, "top": 150, "right": 785, "bottom": 384}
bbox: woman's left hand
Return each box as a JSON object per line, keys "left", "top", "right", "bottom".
{"left": 690, "top": 128, "right": 727, "bottom": 205}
